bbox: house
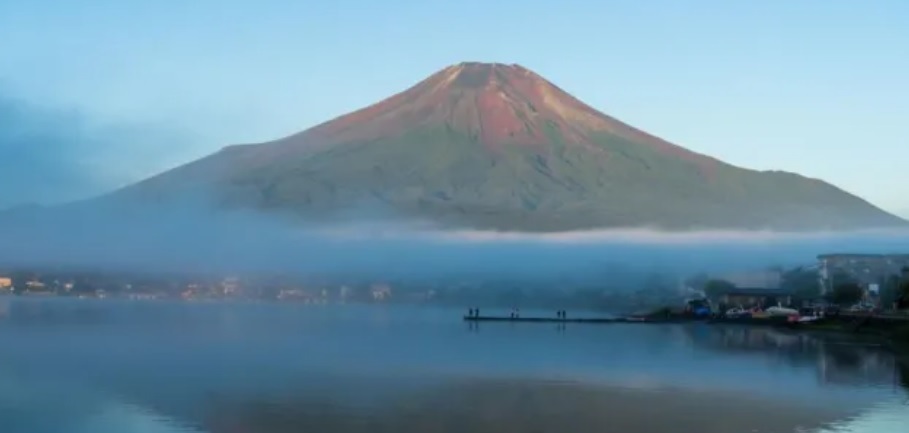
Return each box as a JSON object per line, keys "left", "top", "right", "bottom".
{"left": 713, "top": 270, "right": 782, "bottom": 289}
{"left": 25, "top": 280, "right": 47, "bottom": 291}
{"left": 370, "top": 284, "right": 392, "bottom": 301}
{"left": 818, "top": 253, "right": 909, "bottom": 295}
{"left": 714, "top": 287, "right": 794, "bottom": 309}
{"left": 0, "top": 277, "right": 11, "bottom": 290}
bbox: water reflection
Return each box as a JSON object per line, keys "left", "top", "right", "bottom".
{"left": 815, "top": 400, "right": 909, "bottom": 433}
{"left": 681, "top": 325, "right": 908, "bottom": 393}
{"left": 1, "top": 299, "right": 908, "bottom": 433}
{"left": 900, "top": 360, "right": 909, "bottom": 393}
{"left": 197, "top": 325, "right": 909, "bottom": 433}
{"left": 201, "top": 379, "right": 852, "bottom": 433}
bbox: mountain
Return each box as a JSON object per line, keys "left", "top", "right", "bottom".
{"left": 109, "top": 62, "right": 905, "bottom": 231}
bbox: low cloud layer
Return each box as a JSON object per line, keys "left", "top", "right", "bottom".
{"left": 2, "top": 199, "right": 907, "bottom": 285}
{"left": 1, "top": 97, "right": 906, "bottom": 282}
{"left": 0, "top": 95, "right": 202, "bottom": 209}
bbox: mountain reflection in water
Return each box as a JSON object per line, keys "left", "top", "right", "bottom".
{"left": 203, "top": 380, "right": 854, "bottom": 433}
{"left": 0, "top": 299, "right": 906, "bottom": 433}
{"left": 204, "top": 326, "right": 909, "bottom": 433}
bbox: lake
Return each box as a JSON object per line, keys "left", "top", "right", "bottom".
{"left": 0, "top": 298, "right": 907, "bottom": 433}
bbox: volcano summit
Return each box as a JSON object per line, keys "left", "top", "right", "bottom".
{"left": 113, "top": 62, "right": 904, "bottom": 231}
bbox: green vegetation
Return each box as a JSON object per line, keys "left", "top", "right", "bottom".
{"left": 902, "top": 266, "right": 909, "bottom": 293}
{"left": 704, "top": 279, "right": 736, "bottom": 301}
{"left": 818, "top": 271, "right": 863, "bottom": 306}
{"left": 780, "top": 267, "right": 821, "bottom": 300}
{"left": 881, "top": 267, "right": 909, "bottom": 310}
{"left": 122, "top": 123, "right": 905, "bottom": 231}
{"left": 113, "top": 65, "right": 907, "bottom": 231}
{"left": 826, "top": 282, "right": 864, "bottom": 306}
{"left": 881, "top": 274, "right": 902, "bottom": 307}
{"left": 894, "top": 324, "right": 909, "bottom": 343}
{"left": 645, "top": 306, "right": 673, "bottom": 318}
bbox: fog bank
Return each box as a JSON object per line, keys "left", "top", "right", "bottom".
{"left": 1, "top": 201, "right": 907, "bottom": 285}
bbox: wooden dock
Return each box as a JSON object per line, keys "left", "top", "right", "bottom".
{"left": 463, "top": 311, "right": 909, "bottom": 329}
{"left": 464, "top": 315, "right": 621, "bottom": 323}
{"left": 463, "top": 315, "right": 699, "bottom": 324}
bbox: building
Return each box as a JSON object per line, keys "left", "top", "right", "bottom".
{"left": 338, "top": 286, "right": 352, "bottom": 302}
{"left": 818, "top": 254, "right": 909, "bottom": 295}
{"left": 220, "top": 277, "right": 241, "bottom": 296}
{"left": 370, "top": 284, "right": 392, "bottom": 301}
{"left": 0, "top": 277, "right": 11, "bottom": 289}
{"left": 715, "top": 288, "right": 794, "bottom": 309}
{"left": 25, "top": 280, "right": 47, "bottom": 291}
{"left": 714, "top": 270, "right": 783, "bottom": 289}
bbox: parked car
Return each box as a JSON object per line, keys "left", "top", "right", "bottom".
{"left": 847, "top": 304, "right": 875, "bottom": 313}
{"left": 725, "top": 307, "right": 749, "bottom": 318}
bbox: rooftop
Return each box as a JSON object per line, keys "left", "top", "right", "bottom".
{"left": 818, "top": 253, "right": 909, "bottom": 259}
{"left": 719, "top": 287, "right": 794, "bottom": 297}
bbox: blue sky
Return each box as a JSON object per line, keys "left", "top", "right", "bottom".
{"left": 1, "top": 0, "right": 907, "bottom": 216}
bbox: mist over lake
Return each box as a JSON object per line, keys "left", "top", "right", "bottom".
{"left": 2, "top": 200, "right": 909, "bottom": 280}
{"left": 3, "top": 3, "right": 909, "bottom": 433}
{"left": 1, "top": 298, "right": 907, "bottom": 433}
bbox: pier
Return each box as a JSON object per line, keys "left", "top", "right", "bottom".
{"left": 463, "top": 315, "right": 699, "bottom": 324}
{"left": 463, "top": 311, "right": 909, "bottom": 332}
{"left": 464, "top": 315, "right": 621, "bottom": 324}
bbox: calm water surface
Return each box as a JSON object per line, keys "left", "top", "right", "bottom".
{"left": 0, "top": 298, "right": 907, "bottom": 433}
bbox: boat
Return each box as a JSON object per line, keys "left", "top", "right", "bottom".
{"left": 765, "top": 306, "right": 799, "bottom": 317}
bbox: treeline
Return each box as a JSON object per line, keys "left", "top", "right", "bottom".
{"left": 693, "top": 265, "right": 909, "bottom": 309}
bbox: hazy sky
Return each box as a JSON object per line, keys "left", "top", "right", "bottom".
{"left": 1, "top": 0, "right": 907, "bottom": 216}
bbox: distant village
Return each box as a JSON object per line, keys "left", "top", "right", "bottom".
{"left": 686, "top": 253, "right": 909, "bottom": 313}
{"left": 1, "top": 253, "right": 908, "bottom": 312}
{"left": 0, "top": 272, "right": 407, "bottom": 304}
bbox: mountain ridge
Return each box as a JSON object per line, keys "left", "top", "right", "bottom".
{"left": 106, "top": 62, "right": 905, "bottom": 232}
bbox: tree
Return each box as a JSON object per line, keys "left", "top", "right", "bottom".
{"left": 902, "top": 267, "right": 909, "bottom": 291}
{"left": 895, "top": 267, "right": 909, "bottom": 310}
{"left": 898, "top": 279, "right": 909, "bottom": 310}
{"left": 881, "top": 274, "right": 903, "bottom": 307}
{"left": 684, "top": 272, "right": 710, "bottom": 291}
{"left": 781, "top": 266, "right": 821, "bottom": 300}
{"left": 827, "top": 282, "right": 864, "bottom": 306}
{"left": 704, "top": 279, "right": 736, "bottom": 301}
